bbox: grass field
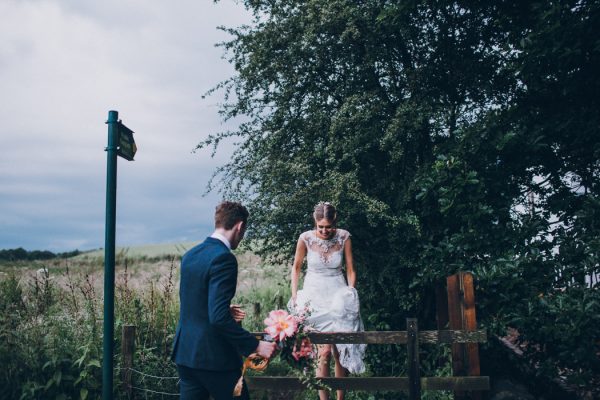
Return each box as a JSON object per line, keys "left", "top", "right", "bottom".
{"left": 75, "top": 242, "right": 200, "bottom": 259}
{"left": 0, "top": 241, "right": 301, "bottom": 399}
{"left": 0, "top": 241, "right": 287, "bottom": 297}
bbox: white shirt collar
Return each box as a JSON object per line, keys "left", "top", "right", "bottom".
{"left": 210, "top": 232, "right": 231, "bottom": 250}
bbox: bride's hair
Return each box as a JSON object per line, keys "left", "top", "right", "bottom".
{"left": 313, "top": 201, "right": 337, "bottom": 223}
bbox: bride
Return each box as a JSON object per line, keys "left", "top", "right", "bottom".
{"left": 289, "top": 202, "right": 366, "bottom": 400}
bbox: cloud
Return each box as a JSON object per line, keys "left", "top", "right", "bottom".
{"left": 0, "top": 0, "right": 250, "bottom": 251}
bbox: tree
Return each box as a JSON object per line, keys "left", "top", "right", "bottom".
{"left": 204, "top": 0, "right": 600, "bottom": 392}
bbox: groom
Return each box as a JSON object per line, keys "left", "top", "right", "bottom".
{"left": 172, "top": 201, "right": 276, "bottom": 399}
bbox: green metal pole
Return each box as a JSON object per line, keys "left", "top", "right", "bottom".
{"left": 103, "top": 110, "right": 119, "bottom": 400}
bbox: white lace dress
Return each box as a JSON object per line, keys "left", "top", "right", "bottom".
{"left": 288, "top": 229, "right": 366, "bottom": 374}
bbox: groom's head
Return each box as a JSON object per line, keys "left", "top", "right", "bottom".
{"left": 214, "top": 201, "right": 248, "bottom": 249}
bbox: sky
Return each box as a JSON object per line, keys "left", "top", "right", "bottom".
{"left": 0, "top": 0, "right": 251, "bottom": 252}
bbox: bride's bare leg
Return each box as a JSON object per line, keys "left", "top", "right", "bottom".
{"left": 317, "top": 345, "right": 331, "bottom": 400}
{"left": 332, "top": 346, "right": 347, "bottom": 400}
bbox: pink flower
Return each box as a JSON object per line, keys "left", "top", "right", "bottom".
{"left": 292, "top": 338, "right": 313, "bottom": 361}
{"left": 293, "top": 314, "right": 305, "bottom": 324}
{"left": 264, "top": 310, "right": 298, "bottom": 342}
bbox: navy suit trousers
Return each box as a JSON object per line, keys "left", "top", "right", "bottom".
{"left": 177, "top": 365, "right": 250, "bottom": 400}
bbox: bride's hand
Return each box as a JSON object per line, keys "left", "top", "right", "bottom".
{"left": 230, "top": 304, "right": 246, "bottom": 322}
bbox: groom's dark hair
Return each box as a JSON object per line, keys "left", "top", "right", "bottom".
{"left": 214, "top": 201, "right": 249, "bottom": 230}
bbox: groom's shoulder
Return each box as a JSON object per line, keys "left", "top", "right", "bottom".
{"left": 182, "top": 238, "right": 223, "bottom": 262}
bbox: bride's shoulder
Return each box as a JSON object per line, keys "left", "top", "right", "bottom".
{"left": 299, "top": 230, "right": 315, "bottom": 242}
{"left": 336, "top": 229, "right": 351, "bottom": 242}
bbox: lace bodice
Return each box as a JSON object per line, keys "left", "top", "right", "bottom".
{"left": 300, "top": 229, "right": 350, "bottom": 276}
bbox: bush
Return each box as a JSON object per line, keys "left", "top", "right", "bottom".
{"left": 0, "top": 258, "right": 180, "bottom": 400}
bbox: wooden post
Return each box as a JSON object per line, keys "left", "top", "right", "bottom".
{"left": 121, "top": 325, "right": 135, "bottom": 399}
{"left": 407, "top": 318, "right": 421, "bottom": 400}
{"left": 461, "top": 273, "right": 481, "bottom": 400}
{"left": 447, "top": 272, "right": 481, "bottom": 400}
{"left": 448, "top": 273, "right": 466, "bottom": 400}
{"left": 253, "top": 302, "right": 261, "bottom": 320}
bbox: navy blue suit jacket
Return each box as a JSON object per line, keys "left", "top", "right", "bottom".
{"left": 172, "top": 237, "right": 258, "bottom": 371}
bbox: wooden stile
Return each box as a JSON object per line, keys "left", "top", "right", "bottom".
{"left": 462, "top": 273, "right": 481, "bottom": 377}
{"left": 121, "top": 325, "right": 135, "bottom": 399}
{"left": 247, "top": 376, "right": 490, "bottom": 391}
{"left": 252, "top": 330, "right": 487, "bottom": 344}
{"left": 121, "top": 273, "right": 489, "bottom": 399}
{"left": 447, "top": 272, "right": 482, "bottom": 400}
{"left": 447, "top": 273, "right": 466, "bottom": 378}
{"left": 247, "top": 318, "right": 489, "bottom": 398}
{"left": 253, "top": 302, "right": 261, "bottom": 320}
{"left": 407, "top": 318, "right": 421, "bottom": 400}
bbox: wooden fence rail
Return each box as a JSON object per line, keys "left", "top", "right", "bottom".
{"left": 246, "top": 317, "right": 489, "bottom": 399}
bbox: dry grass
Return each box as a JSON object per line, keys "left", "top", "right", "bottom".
{"left": 0, "top": 242, "right": 288, "bottom": 302}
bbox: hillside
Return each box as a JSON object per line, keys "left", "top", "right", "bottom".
{"left": 75, "top": 242, "right": 200, "bottom": 260}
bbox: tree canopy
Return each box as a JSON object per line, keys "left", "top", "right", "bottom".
{"left": 0, "top": 248, "right": 81, "bottom": 262}
{"left": 204, "top": 0, "right": 600, "bottom": 392}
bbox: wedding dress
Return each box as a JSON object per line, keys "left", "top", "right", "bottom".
{"left": 288, "top": 229, "right": 366, "bottom": 374}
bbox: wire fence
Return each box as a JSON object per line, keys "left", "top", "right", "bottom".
{"left": 124, "top": 367, "right": 180, "bottom": 398}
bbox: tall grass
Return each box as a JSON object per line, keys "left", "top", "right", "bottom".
{"left": 0, "top": 252, "right": 299, "bottom": 399}
{"left": 1, "top": 267, "right": 103, "bottom": 400}
{"left": 0, "top": 253, "right": 451, "bottom": 400}
{"left": 0, "top": 256, "right": 179, "bottom": 400}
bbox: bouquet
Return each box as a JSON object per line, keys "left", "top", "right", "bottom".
{"left": 234, "top": 306, "right": 324, "bottom": 396}
{"left": 264, "top": 308, "right": 315, "bottom": 368}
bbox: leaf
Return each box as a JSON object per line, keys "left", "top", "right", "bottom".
{"left": 74, "top": 371, "right": 87, "bottom": 386}
{"left": 80, "top": 388, "right": 88, "bottom": 400}
{"left": 53, "top": 371, "right": 62, "bottom": 386}
{"left": 73, "top": 354, "right": 86, "bottom": 368}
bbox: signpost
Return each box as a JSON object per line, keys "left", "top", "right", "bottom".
{"left": 117, "top": 122, "right": 137, "bottom": 161}
{"left": 103, "top": 110, "right": 136, "bottom": 400}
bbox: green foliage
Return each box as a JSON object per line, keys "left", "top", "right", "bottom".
{"left": 514, "top": 287, "right": 600, "bottom": 386}
{"left": 0, "top": 258, "right": 180, "bottom": 399}
{"left": 205, "top": 0, "right": 600, "bottom": 395}
{"left": 0, "top": 271, "right": 102, "bottom": 400}
{"left": 0, "top": 247, "right": 81, "bottom": 262}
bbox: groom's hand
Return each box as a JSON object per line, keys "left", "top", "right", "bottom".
{"left": 255, "top": 340, "right": 277, "bottom": 359}
{"left": 229, "top": 304, "right": 246, "bottom": 322}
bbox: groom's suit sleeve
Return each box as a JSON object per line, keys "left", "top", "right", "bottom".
{"left": 208, "top": 252, "right": 259, "bottom": 356}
